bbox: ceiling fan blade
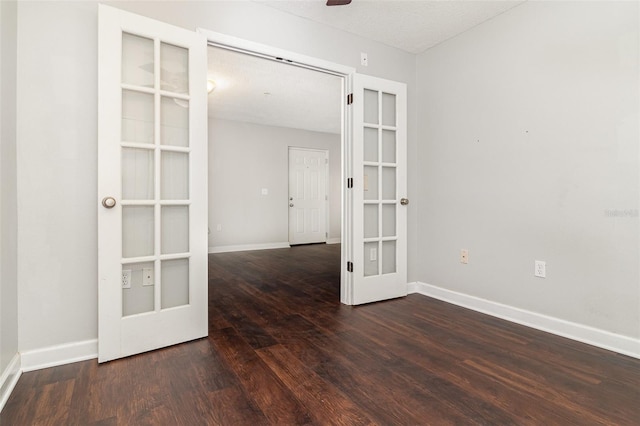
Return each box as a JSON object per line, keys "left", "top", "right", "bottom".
{"left": 326, "top": 0, "right": 351, "bottom": 6}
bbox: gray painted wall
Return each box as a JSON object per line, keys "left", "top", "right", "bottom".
{"left": 15, "top": 1, "right": 416, "bottom": 353}
{"left": 1, "top": 0, "right": 19, "bottom": 373}
{"left": 416, "top": 1, "right": 639, "bottom": 338}
{"left": 208, "top": 118, "right": 341, "bottom": 249}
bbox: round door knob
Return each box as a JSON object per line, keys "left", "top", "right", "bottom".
{"left": 289, "top": 203, "right": 294, "bottom": 207}
{"left": 102, "top": 196, "right": 117, "bottom": 209}
{"left": 400, "top": 198, "right": 409, "bottom": 206}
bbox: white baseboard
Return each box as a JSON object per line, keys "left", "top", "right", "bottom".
{"left": 408, "top": 282, "right": 640, "bottom": 359}
{"left": 20, "top": 339, "right": 98, "bottom": 372}
{"left": 0, "top": 353, "right": 21, "bottom": 413}
{"left": 209, "top": 242, "right": 290, "bottom": 254}
{"left": 326, "top": 238, "right": 341, "bottom": 244}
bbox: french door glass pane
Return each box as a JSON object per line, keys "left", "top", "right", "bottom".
{"left": 363, "top": 165, "right": 378, "bottom": 201}
{"left": 364, "top": 241, "right": 379, "bottom": 277}
{"left": 382, "top": 130, "right": 396, "bottom": 163}
{"left": 122, "top": 90, "right": 154, "bottom": 143}
{"left": 161, "top": 258, "right": 189, "bottom": 309}
{"left": 161, "top": 97, "right": 189, "bottom": 147}
{"left": 122, "top": 261, "right": 155, "bottom": 317}
{"left": 161, "top": 206, "right": 189, "bottom": 254}
{"left": 382, "top": 92, "right": 396, "bottom": 126}
{"left": 122, "top": 148, "right": 154, "bottom": 200}
{"left": 122, "top": 33, "right": 154, "bottom": 88}
{"left": 382, "top": 167, "right": 396, "bottom": 200}
{"left": 364, "top": 204, "right": 378, "bottom": 238}
{"left": 160, "top": 42, "right": 189, "bottom": 94}
{"left": 161, "top": 151, "right": 189, "bottom": 199}
{"left": 364, "top": 89, "right": 378, "bottom": 124}
{"left": 382, "top": 204, "right": 396, "bottom": 237}
{"left": 364, "top": 127, "right": 378, "bottom": 162}
{"left": 382, "top": 241, "right": 396, "bottom": 274}
{"left": 122, "top": 206, "right": 154, "bottom": 258}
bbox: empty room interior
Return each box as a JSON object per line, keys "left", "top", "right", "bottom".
{"left": 1, "top": 0, "right": 639, "bottom": 424}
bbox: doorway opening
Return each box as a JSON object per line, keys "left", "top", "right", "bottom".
{"left": 203, "top": 34, "right": 353, "bottom": 301}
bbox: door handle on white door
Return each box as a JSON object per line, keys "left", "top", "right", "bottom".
{"left": 400, "top": 198, "right": 409, "bottom": 206}
{"left": 289, "top": 203, "right": 294, "bottom": 207}
{"left": 102, "top": 196, "right": 117, "bottom": 209}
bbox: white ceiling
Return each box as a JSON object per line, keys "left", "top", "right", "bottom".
{"left": 207, "top": 46, "right": 343, "bottom": 134}
{"left": 207, "top": 1, "right": 526, "bottom": 134}
{"left": 259, "top": 0, "right": 526, "bottom": 54}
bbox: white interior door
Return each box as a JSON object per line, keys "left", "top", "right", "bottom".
{"left": 97, "top": 5, "right": 208, "bottom": 362}
{"left": 350, "top": 74, "right": 408, "bottom": 304}
{"left": 288, "top": 147, "right": 328, "bottom": 245}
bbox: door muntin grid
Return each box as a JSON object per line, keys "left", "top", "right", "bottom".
{"left": 363, "top": 89, "right": 398, "bottom": 277}
{"left": 120, "top": 32, "right": 191, "bottom": 317}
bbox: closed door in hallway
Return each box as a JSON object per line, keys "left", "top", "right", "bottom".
{"left": 288, "top": 147, "right": 328, "bottom": 245}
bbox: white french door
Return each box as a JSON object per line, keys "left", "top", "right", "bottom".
{"left": 349, "top": 74, "right": 408, "bottom": 305}
{"left": 97, "top": 5, "right": 208, "bottom": 362}
{"left": 288, "top": 147, "right": 328, "bottom": 245}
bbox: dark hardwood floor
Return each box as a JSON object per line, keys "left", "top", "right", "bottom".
{"left": 2, "top": 244, "right": 639, "bottom": 425}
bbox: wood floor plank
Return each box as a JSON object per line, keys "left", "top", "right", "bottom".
{"left": 209, "top": 327, "right": 312, "bottom": 425}
{"left": 255, "top": 344, "right": 375, "bottom": 426}
{"left": 2, "top": 244, "right": 639, "bottom": 425}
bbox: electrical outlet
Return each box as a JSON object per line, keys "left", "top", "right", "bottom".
{"left": 535, "top": 260, "right": 546, "bottom": 278}
{"left": 460, "top": 249, "right": 469, "bottom": 264}
{"left": 142, "top": 267, "right": 154, "bottom": 286}
{"left": 370, "top": 247, "right": 377, "bottom": 261}
{"left": 122, "top": 269, "right": 132, "bottom": 289}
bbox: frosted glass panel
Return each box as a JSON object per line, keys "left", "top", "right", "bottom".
{"left": 122, "top": 262, "right": 155, "bottom": 317}
{"left": 364, "top": 242, "right": 379, "bottom": 277}
{"left": 161, "top": 97, "right": 189, "bottom": 147}
{"left": 122, "top": 90, "right": 154, "bottom": 143}
{"left": 122, "top": 148, "right": 154, "bottom": 200}
{"left": 382, "top": 204, "right": 396, "bottom": 237}
{"left": 122, "top": 33, "right": 154, "bottom": 88}
{"left": 382, "top": 241, "right": 396, "bottom": 274}
{"left": 364, "top": 127, "right": 378, "bottom": 162}
{"left": 161, "top": 151, "right": 189, "bottom": 199}
{"left": 364, "top": 165, "right": 378, "bottom": 201}
{"left": 382, "top": 92, "right": 396, "bottom": 126}
{"left": 382, "top": 167, "right": 396, "bottom": 200}
{"left": 382, "top": 130, "right": 396, "bottom": 163}
{"left": 161, "top": 42, "right": 189, "bottom": 94}
{"left": 161, "top": 258, "right": 189, "bottom": 309}
{"left": 162, "top": 206, "right": 189, "bottom": 254}
{"left": 364, "top": 204, "right": 378, "bottom": 238}
{"left": 122, "top": 206, "right": 154, "bottom": 258}
{"left": 364, "top": 89, "right": 378, "bottom": 125}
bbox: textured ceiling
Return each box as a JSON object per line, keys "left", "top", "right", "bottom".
{"left": 259, "top": 0, "right": 525, "bottom": 54}
{"left": 208, "top": 1, "right": 526, "bottom": 133}
{"left": 208, "top": 46, "right": 343, "bottom": 134}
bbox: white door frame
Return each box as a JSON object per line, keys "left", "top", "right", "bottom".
{"left": 197, "top": 28, "right": 356, "bottom": 304}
